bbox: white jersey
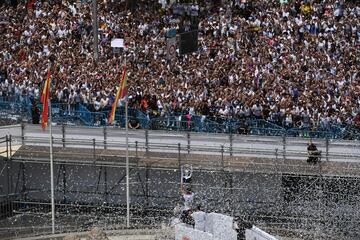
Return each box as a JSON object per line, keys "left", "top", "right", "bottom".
{"left": 183, "top": 192, "right": 195, "bottom": 211}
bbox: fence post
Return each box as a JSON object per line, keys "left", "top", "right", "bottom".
{"left": 5, "top": 134, "right": 8, "bottom": 156}
{"left": 135, "top": 141, "right": 138, "bottom": 159}
{"left": 178, "top": 143, "right": 181, "bottom": 168}
{"left": 21, "top": 123, "right": 25, "bottom": 145}
{"left": 282, "top": 134, "right": 286, "bottom": 160}
{"left": 9, "top": 135, "right": 12, "bottom": 157}
{"left": 221, "top": 145, "right": 224, "bottom": 169}
{"left": 6, "top": 135, "right": 10, "bottom": 194}
{"left": 62, "top": 165, "right": 67, "bottom": 204}
{"left": 10, "top": 197, "right": 14, "bottom": 217}
{"left": 325, "top": 137, "right": 329, "bottom": 161}
{"left": 145, "top": 130, "right": 149, "bottom": 156}
{"left": 187, "top": 132, "right": 190, "bottom": 154}
{"left": 103, "top": 126, "right": 107, "bottom": 150}
{"left": 104, "top": 167, "right": 108, "bottom": 203}
{"left": 92, "top": 138, "right": 96, "bottom": 161}
{"left": 178, "top": 143, "right": 182, "bottom": 187}
{"left": 229, "top": 133, "right": 233, "bottom": 157}
{"left": 62, "top": 124, "right": 65, "bottom": 148}
{"left": 9, "top": 135, "right": 13, "bottom": 192}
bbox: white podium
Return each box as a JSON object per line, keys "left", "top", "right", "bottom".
{"left": 175, "top": 212, "right": 237, "bottom": 240}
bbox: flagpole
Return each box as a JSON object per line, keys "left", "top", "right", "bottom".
{"left": 125, "top": 95, "right": 130, "bottom": 228}
{"left": 49, "top": 99, "right": 55, "bottom": 234}
{"left": 125, "top": 55, "right": 130, "bottom": 228}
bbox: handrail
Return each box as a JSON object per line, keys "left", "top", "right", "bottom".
{"left": 1, "top": 98, "right": 360, "bottom": 139}
{"left": 0, "top": 124, "right": 21, "bottom": 129}
{"left": 15, "top": 135, "right": 360, "bottom": 163}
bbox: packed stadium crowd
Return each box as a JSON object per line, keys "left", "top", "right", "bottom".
{"left": 0, "top": 0, "right": 359, "bottom": 130}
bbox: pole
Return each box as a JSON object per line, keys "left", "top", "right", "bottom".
{"left": 221, "top": 145, "right": 224, "bottom": 170}
{"left": 325, "top": 137, "right": 329, "bottom": 162}
{"left": 125, "top": 95, "right": 130, "bottom": 228}
{"left": 229, "top": 133, "right": 233, "bottom": 157}
{"left": 61, "top": 124, "right": 65, "bottom": 148}
{"left": 103, "top": 126, "right": 107, "bottom": 150}
{"left": 92, "top": 0, "right": 99, "bottom": 61}
{"left": 49, "top": 100, "right": 55, "bottom": 234}
{"left": 9, "top": 135, "right": 12, "bottom": 193}
{"left": 124, "top": 56, "right": 130, "bottom": 228}
{"left": 21, "top": 123, "right": 25, "bottom": 145}
{"left": 178, "top": 143, "right": 181, "bottom": 169}
{"left": 145, "top": 130, "right": 149, "bottom": 156}
{"left": 6, "top": 135, "right": 9, "bottom": 195}
{"left": 187, "top": 132, "right": 190, "bottom": 154}
{"left": 282, "top": 134, "right": 286, "bottom": 160}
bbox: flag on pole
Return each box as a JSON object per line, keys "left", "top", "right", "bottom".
{"left": 41, "top": 69, "right": 51, "bottom": 130}
{"left": 108, "top": 67, "right": 128, "bottom": 124}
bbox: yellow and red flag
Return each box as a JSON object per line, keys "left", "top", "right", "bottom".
{"left": 108, "top": 66, "right": 128, "bottom": 124}
{"left": 41, "top": 69, "right": 51, "bottom": 130}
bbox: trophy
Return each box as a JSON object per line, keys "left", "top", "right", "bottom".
{"left": 181, "top": 164, "right": 193, "bottom": 184}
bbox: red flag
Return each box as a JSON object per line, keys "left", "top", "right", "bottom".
{"left": 109, "top": 67, "right": 128, "bottom": 124}
{"left": 41, "top": 69, "right": 51, "bottom": 130}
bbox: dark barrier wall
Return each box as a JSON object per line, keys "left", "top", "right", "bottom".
{"left": 2, "top": 158, "right": 360, "bottom": 239}
{"left": 2, "top": 160, "right": 281, "bottom": 211}
{"left": 0, "top": 157, "right": 8, "bottom": 196}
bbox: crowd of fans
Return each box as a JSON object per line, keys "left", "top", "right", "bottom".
{"left": 0, "top": 0, "right": 359, "bottom": 130}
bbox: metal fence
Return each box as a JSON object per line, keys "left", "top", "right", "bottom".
{"left": 10, "top": 124, "right": 360, "bottom": 162}
{"left": 1, "top": 97, "right": 360, "bottom": 140}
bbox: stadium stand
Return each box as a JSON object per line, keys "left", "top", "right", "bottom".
{"left": 0, "top": 0, "right": 359, "bottom": 136}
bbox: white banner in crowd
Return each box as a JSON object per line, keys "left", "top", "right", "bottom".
{"left": 111, "top": 38, "right": 124, "bottom": 48}
{"left": 166, "top": 36, "right": 177, "bottom": 60}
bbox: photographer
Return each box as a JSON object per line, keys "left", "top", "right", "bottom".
{"left": 307, "top": 140, "right": 321, "bottom": 164}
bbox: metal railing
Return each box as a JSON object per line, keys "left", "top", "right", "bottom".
{"left": 0, "top": 124, "right": 356, "bottom": 165}
{"left": 1, "top": 97, "right": 360, "bottom": 140}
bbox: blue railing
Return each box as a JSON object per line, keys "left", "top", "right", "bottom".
{"left": 0, "top": 97, "right": 359, "bottom": 140}
{"left": 0, "top": 96, "right": 32, "bottom": 120}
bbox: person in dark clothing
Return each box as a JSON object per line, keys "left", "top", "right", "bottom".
{"left": 307, "top": 140, "right": 321, "bottom": 164}
{"left": 10, "top": 0, "right": 17, "bottom": 7}
{"left": 128, "top": 116, "right": 140, "bottom": 129}
{"left": 234, "top": 216, "right": 252, "bottom": 240}
{"left": 31, "top": 101, "right": 40, "bottom": 124}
